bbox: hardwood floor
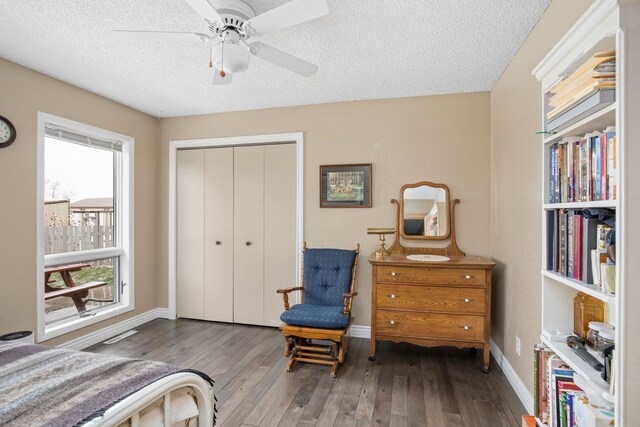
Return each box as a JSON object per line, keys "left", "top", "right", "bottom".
{"left": 87, "top": 319, "right": 525, "bottom": 426}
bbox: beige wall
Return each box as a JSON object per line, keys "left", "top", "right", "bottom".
{"left": 0, "top": 0, "right": 600, "bottom": 405}
{"left": 0, "top": 58, "right": 159, "bottom": 345}
{"left": 489, "top": 0, "right": 593, "bottom": 393}
{"left": 158, "top": 93, "right": 491, "bottom": 326}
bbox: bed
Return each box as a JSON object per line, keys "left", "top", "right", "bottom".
{"left": 0, "top": 341, "right": 216, "bottom": 426}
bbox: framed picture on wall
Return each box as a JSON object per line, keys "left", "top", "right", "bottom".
{"left": 320, "top": 163, "right": 372, "bottom": 208}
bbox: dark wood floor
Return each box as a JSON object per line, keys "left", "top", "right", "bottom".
{"left": 88, "top": 319, "right": 525, "bottom": 427}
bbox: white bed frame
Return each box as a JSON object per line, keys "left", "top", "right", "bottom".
{"left": 83, "top": 373, "right": 215, "bottom": 427}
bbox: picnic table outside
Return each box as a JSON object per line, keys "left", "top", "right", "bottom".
{"left": 45, "top": 263, "right": 110, "bottom": 312}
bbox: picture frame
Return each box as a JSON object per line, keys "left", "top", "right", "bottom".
{"left": 320, "top": 163, "right": 372, "bottom": 208}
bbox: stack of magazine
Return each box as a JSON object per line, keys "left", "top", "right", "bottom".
{"left": 546, "top": 51, "right": 616, "bottom": 132}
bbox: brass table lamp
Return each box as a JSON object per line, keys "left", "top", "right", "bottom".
{"left": 367, "top": 227, "right": 396, "bottom": 257}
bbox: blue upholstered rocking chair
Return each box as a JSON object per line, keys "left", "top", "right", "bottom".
{"left": 277, "top": 242, "right": 360, "bottom": 377}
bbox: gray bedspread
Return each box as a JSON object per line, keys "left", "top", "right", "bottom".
{"left": 0, "top": 341, "right": 215, "bottom": 426}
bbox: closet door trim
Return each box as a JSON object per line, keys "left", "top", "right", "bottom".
{"left": 168, "top": 133, "right": 304, "bottom": 319}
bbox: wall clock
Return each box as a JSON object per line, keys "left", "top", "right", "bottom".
{"left": 0, "top": 115, "right": 17, "bottom": 148}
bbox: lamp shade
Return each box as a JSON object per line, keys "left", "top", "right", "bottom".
{"left": 213, "top": 40, "right": 250, "bottom": 74}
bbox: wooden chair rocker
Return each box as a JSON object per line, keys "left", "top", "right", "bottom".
{"left": 277, "top": 242, "right": 360, "bottom": 377}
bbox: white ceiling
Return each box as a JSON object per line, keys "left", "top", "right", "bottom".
{"left": 0, "top": 0, "right": 549, "bottom": 118}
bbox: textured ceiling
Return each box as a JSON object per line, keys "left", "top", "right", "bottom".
{"left": 0, "top": 0, "right": 549, "bottom": 117}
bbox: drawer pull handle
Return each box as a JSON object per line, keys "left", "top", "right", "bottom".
{"left": 465, "top": 275, "right": 472, "bottom": 280}
{"left": 389, "top": 294, "right": 398, "bottom": 299}
{"left": 215, "top": 241, "right": 222, "bottom": 245}
{"left": 390, "top": 272, "right": 397, "bottom": 277}
{"left": 463, "top": 298, "right": 471, "bottom": 303}
{"left": 389, "top": 320, "right": 397, "bottom": 325}
{"left": 463, "top": 325, "right": 470, "bottom": 330}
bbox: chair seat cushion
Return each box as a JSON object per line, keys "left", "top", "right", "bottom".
{"left": 280, "top": 304, "right": 350, "bottom": 329}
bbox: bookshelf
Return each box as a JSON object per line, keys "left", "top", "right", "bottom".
{"left": 531, "top": 0, "right": 640, "bottom": 424}
{"left": 541, "top": 270, "right": 615, "bottom": 305}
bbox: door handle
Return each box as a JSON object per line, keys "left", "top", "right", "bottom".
{"left": 215, "top": 241, "right": 221, "bottom": 245}
{"left": 246, "top": 241, "right": 252, "bottom": 246}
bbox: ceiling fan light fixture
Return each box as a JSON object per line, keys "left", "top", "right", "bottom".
{"left": 213, "top": 39, "right": 250, "bottom": 73}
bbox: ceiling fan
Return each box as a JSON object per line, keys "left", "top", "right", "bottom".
{"left": 115, "top": 0, "right": 329, "bottom": 85}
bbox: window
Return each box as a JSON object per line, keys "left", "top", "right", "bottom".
{"left": 38, "top": 113, "right": 134, "bottom": 341}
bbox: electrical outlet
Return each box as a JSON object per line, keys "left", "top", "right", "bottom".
{"left": 515, "top": 336, "right": 521, "bottom": 356}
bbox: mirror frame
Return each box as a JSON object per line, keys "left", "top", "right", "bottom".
{"left": 399, "top": 181, "right": 451, "bottom": 240}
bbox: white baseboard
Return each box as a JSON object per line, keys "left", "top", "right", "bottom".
{"left": 490, "top": 339, "right": 534, "bottom": 414}
{"left": 58, "top": 308, "right": 167, "bottom": 351}
{"left": 155, "top": 307, "right": 171, "bottom": 319}
{"left": 349, "top": 324, "right": 371, "bottom": 338}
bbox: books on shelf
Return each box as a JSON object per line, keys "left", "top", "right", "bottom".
{"left": 535, "top": 343, "right": 616, "bottom": 427}
{"left": 545, "top": 51, "right": 616, "bottom": 132}
{"left": 535, "top": 345, "right": 588, "bottom": 427}
{"left": 545, "top": 209, "right": 615, "bottom": 292}
{"left": 547, "top": 127, "right": 616, "bottom": 203}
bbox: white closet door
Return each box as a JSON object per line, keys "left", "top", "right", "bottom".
{"left": 233, "top": 145, "right": 265, "bottom": 325}
{"left": 204, "top": 147, "right": 234, "bottom": 322}
{"left": 177, "top": 149, "right": 205, "bottom": 319}
{"left": 264, "top": 144, "right": 297, "bottom": 326}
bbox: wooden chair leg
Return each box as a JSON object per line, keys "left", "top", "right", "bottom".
{"left": 286, "top": 356, "right": 296, "bottom": 373}
{"left": 284, "top": 337, "right": 294, "bottom": 357}
{"left": 338, "top": 336, "right": 350, "bottom": 363}
{"left": 330, "top": 361, "right": 339, "bottom": 378}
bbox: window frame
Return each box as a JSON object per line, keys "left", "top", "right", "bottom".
{"left": 37, "top": 112, "right": 135, "bottom": 342}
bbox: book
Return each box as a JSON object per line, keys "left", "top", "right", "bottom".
{"left": 606, "top": 126, "right": 616, "bottom": 200}
{"left": 567, "top": 211, "right": 574, "bottom": 277}
{"left": 600, "top": 133, "right": 607, "bottom": 200}
{"left": 546, "top": 210, "right": 555, "bottom": 270}
{"left": 553, "top": 210, "right": 559, "bottom": 272}
{"left": 594, "top": 132, "right": 602, "bottom": 200}
{"left": 582, "top": 218, "right": 601, "bottom": 284}
{"left": 573, "top": 212, "right": 583, "bottom": 281}
{"left": 548, "top": 356, "right": 573, "bottom": 426}
{"left": 591, "top": 249, "right": 608, "bottom": 289}
{"left": 548, "top": 51, "right": 615, "bottom": 95}
{"left": 580, "top": 136, "right": 589, "bottom": 201}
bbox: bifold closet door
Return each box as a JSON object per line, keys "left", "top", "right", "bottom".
{"left": 204, "top": 147, "right": 234, "bottom": 322}
{"left": 176, "top": 149, "right": 205, "bottom": 319}
{"left": 263, "top": 144, "right": 297, "bottom": 327}
{"left": 233, "top": 145, "right": 265, "bottom": 325}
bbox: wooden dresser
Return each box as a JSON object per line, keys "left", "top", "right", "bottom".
{"left": 369, "top": 253, "right": 495, "bottom": 371}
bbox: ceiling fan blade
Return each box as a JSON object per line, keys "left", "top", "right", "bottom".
{"left": 183, "top": 0, "right": 224, "bottom": 24}
{"left": 213, "top": 70, "right": 233, "bottom": 85}
{"left": 244, "top": 0, "right": 328, "bottom": 36}
{"left": 249, "top": 42, "right": 318, "bottom": 77}
{"left": 113, "top": 30, "right": 212, "bottom": 42}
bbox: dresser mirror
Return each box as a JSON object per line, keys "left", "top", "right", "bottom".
{"left": 401, "top": 182, "right": 450, "bottom": 240}
{"left": 388, "top": 181, "right": 464, "bottom": 257}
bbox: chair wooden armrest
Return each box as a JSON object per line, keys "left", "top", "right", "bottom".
{"left": 343, "top": 291, "right": 358, "bottom": 315}
{"left": 277, "top": 286, "right": 303, "bottom": 311}
{"left": 277, "top": 286, "right": 303, "bottom": 294}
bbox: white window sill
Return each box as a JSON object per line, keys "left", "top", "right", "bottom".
{"left": 40, "top": 303, "right": 134, "bottom": 342}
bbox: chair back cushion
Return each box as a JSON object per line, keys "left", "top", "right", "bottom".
{"left": 303, "top": 248, "right": 357, "bottom": 306}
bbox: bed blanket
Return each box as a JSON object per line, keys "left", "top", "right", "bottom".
{"left": 0, "top": 341, "right": 215, "bottom": 426}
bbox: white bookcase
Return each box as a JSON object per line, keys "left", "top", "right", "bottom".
{"left": 533, "top": 0, "right": 640, "bottom": 424}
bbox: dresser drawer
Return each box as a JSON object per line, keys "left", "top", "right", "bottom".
{"left": 376, "top": 310, "right": 484, "bottom": 342}
{"left": 376, "top": 266, "right": 486, "bottom": 286}
{"left": 376, "top": 284, "right": 485, "bottom": 314}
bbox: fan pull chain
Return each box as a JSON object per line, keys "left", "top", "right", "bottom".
{"left": 209, "top": 47, "right": 213, "bottom": 68}
{"left": 219, "top": 33, "right": 228, "bottom": 77}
